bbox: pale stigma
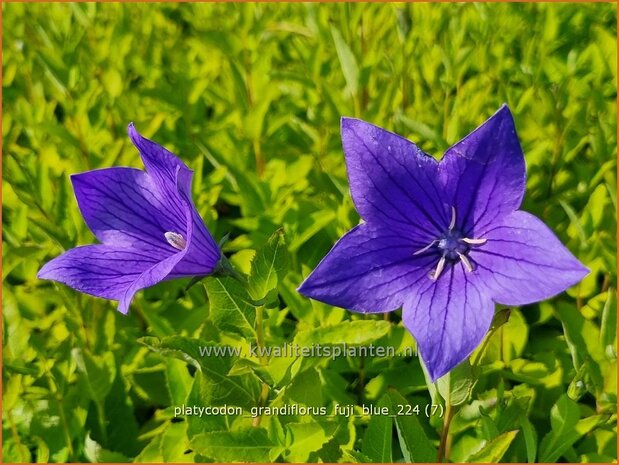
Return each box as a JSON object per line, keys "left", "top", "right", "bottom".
{"left": 165, "top": 231, "right": 187, "bottom": 250}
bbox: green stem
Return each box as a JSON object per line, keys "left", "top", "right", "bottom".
{"left": 95, "top": 400, "right": 108, "bottom": 444}
{"left": 255, "top": 306, "right": 266, "bottom": 362}
{"left": 44, "top": 369, "right": 75, "bottom": 460}
{"left": 252, "top": 306, "right": 270, "bottom": 427}
{"left": 437, "top": 403, "right": 455, "bottom": 462}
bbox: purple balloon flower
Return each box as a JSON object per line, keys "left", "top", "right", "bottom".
{"left": 38, "top": 125, "right": 222, "bottom": 314}
{"left": 298, "top": 105, "right": 588, "bottom": 381}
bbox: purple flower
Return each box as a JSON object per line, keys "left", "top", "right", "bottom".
{"left": 298, "top": 105, "right": 588, "bottom": 381}
{"left": 38, "top": 125, "right": 222, "bottom": 314}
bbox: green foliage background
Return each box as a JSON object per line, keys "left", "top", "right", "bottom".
{"left": 2, "top": 3, "right": 617, "bottom": 463}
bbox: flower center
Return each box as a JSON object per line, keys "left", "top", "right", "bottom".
{"left": 413, "top": 207, "right": 487, "bottom": 280}
{"left": 437, "top": 231, "right": 470, "bottom": 260}
{"left": 165, "top": 231, "right": 187, "bottom": 250}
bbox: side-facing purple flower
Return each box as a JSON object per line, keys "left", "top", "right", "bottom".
{"left": 298, "top": 105, "right": 588, "bottom": 381}
{"left": 38, "top": 125, "right": 222, "bottom": 314}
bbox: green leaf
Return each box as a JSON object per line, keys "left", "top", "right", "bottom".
{"left": 191, "top": 428, "right": 280, "bottom": 462}
{"left": 295, "top": 320, "right": 391, "bottom": 347}
{"left": 330, "top": 25, "right": 359, "bottom": 96}
{"left": 206, "top": 277, "right": 257, "bottom": 339}
{"left": 101, "top": 375, "right": 141, "bottom": 456}
{"left": 437, "top": 361, "right": 475, "bottom": 406}
{"left": 84, "top": 435, "right": 131, "bottom": 463}
{"left": 362, "top": 394, "right": 393, "bottom": 462}
{"left": 139, "top": 336, "right": 261, "bottom": 410}
{"left": 284, "top": 368, "right": 323, "bottom": 406}
{"left": 165, "top": 358, "right": 194, "bottom": 405}
{"left": 539, "top": 414, "right": 607, "bottom": 462}
{"left": 599, "top": 288, "right": 617, "bottom": 351}
{"left": 248, "top": 228, "right": 290, "bottom": 301}
{"left": 72, "top": 348, "right": 115, "bottom": 402}
{"left": 386, "top": 389, "right": 437, "bottom": 462}
{"left": 554, "top": 303, "right": 605, "bottom": 393}
{"left": 550, "top": 395, "right": 580, "bottom": 434}
{"left": 139, "top": 336, "right": 209, "bottom": 372}
{"left": 519, "top": 414, "right": 538, "bottom": 463}
{"left": 185, "top": 375, "right": 228, "bottom": 439}
{"left": 161, "top": 422, "right": 193, "bottom": 462}
{"left": 3, "top": 439, "right": 32, "bottom": 463}
{"left": 467, "top": 430, "right": 519, "bottom": 463}
{"left": 285, "top": 421, "right": 334, "bottom": 462}
{"left": 538, "top": 394, "right": 607, "bottom": 462}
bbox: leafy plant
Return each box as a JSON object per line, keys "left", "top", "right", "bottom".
{"left": 2, "top": 3, "right": 616, "bottom": 463}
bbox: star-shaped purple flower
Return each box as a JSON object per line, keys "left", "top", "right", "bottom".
{"left": 298, "top": 105, "right": 588, "bottom": 381}
{"left": 38, "top": 125, "right": 222, "bottom": 314}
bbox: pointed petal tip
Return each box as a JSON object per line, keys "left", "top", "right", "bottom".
{"left": 424, "top": 356, "right": 466, "bottom": 383}
{"left": 69, "top": 171, "right": 89, "bottom": 186}
{"left": 569, "top": 261, "right": 590, "bottom": 287}
{"left": 491, "top": 104, "right": 517, "bottom": 126}
{"left": 427, "top": 365, "right": 449, "bottom": 383}
{"left": 419, "top": 348, "right": 452, "bottom": 383}
{"left": 578, "top": 261, "right": 590, "bottom": 275}
{"left": 341, "top": 116, "right": 385, "bottom": 134}
{"left": 37, "top": 265, "right": 49, "bottom": 280}
{"left": 340, "top": 116, "right": 360, "bottom": 133}
{"left": 127, "top": 122, "right": 141, "bottom": 143}
{"left": 490, "top": 103, "right": 513, "bottom": 119}
{"left": 117, "top": 301, "right": 130, "bottom": 315}
{"left": 295, "top": 277, "right": 312, "bottom": 296}
{"left": 37, "top": 259, "right": 60, "bottom": 281}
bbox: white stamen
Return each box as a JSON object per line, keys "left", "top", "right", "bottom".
{"left": 413, "top": 240, "right": 438, "bottom": 256}
{"left": 165, "top": 231, "right": 186, "bottom": 250}
{"left": 457, "top": 252, "right": 474, "bottom": 272}
{"left": 462, "top": 237, "right": 487, "bottom": 245}
{"left": 448, "top": 206, "right": 457, "bottom": 231}
{"left": 431, "top": 255, "right": 446, "bottom": 281}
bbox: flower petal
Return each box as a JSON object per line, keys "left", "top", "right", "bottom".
{"left": 71, "top": 167, "right": 185, "bottom": 256}
{"left": 297, "top": 223, "right": 437, "bottom": 313}
{"left": 402, "top": 265, "right": 494, "bottom": 381}
{"left": 470, "top": 210, "right": 589, "bottom": 306}
{"left": 438, "top": 105, "right": 526, "bottom": 236}
{"left": 341, "top": 118, "right": 448, "bottom": 241}
{"left": 128, "top": 125, "right": 221, "bottom": 274}
{"left": 118, "top": 252, "right": 185, "bottom": 314}
{"left": 169, "top": 168, "right": 221, "bottom": 277}
{"left": 37, "top": 245, "right": 168, "bottom": 303}
{"left": 128, "top": 123, "right": 191, "bottom": 225}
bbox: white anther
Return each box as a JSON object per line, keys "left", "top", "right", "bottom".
{"left": 448, "top": 206, "right": 457, "bottom": 231}
{"left": 457, "top": 252, "right": 474, "bottom": 272}
{"left": 165, "top": 231, "right": 187, "bottom": 250}
{"left": 413, "top": 240, "right": 438, "bottom": 256}
{"left": 462, "top": 237, "right": 487, "bottom": 245}
{"left": 431, "top": 255, "right": 446, "bottom": 281}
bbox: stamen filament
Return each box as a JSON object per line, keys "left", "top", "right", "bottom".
{"left": 457, "top": 252, "right": 474, "bottom": 272}
{"left": 448, "top": 206, "right": 457, "bottom": 231}
{"left": 413, "top": 240, "right": 438, "bottom": 256}
{"left": 462, "top": 237, "right": 487, "bottom": 245}
{"left": 431, "top": 255, "right": 446, "bottom": 281}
